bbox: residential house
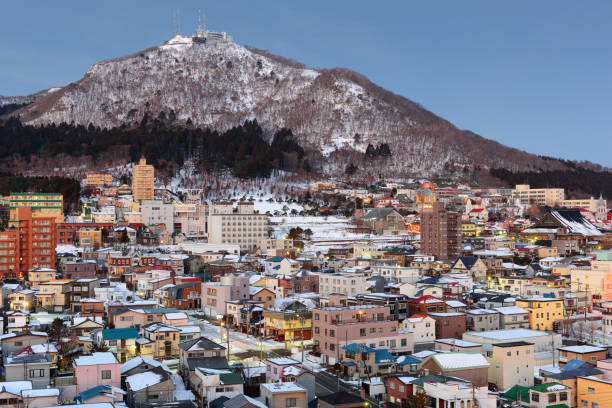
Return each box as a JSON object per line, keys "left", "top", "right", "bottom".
{"left": 361, "top": 208, "right": 405, "bottom": 234}
{"left": 74, "top": 298, "right": 105, "bottom": 317}
{"left": 421, "top": 352, "right": 490, "bottom": 387}
{"left": 27, "top": 268, "right": 56, "bottom": 289}
{"left": 35, "top": 280, "right": 73, "bottom": 312}
{"left": 495, "top": 306, "right": 531, "bottom": 329}
{"left": 5, "top": 311, "right": 33, "bottom": 333}
{"left": 74, "top": 385, "right": 126, "bottom": 404}
{"left": 435, "top": 339, "right": 482, "bottom": 353}
{"left": 165, "top": 282, "right": 202, "bottom": 309}
{"left": 265, "top": 358, "right": 302, "bottom": 382}
{"left": 249, "top": 287, "right": 276, "bottom": 309}
{"left": 422, "top": 379, "right": 495, "bottom": 408}
{"left": 486, "top": 341, "right": 535, "bottom": 390}
{"left": 576, "top": 376, "right": 611, "bottom": 408}
{"left": 125, "top": 366, "right": 175, "bottom": 407}
{"left": 502, "top": 382, "right": 571, "bottom": 408}
{"left": 8, "top": 289, "right": 35, "bottom": 311}
{"left": 263, "top": 299, "right": 312, "bottom": 342}
{"left": 22, "top": 388, "right": 61, "bottom": 407}
{"left": 0, "top": 331, "right": 48, "bottom": 358}
{"left": 73, "top": 352, "right": 121, "bottom": 395}
{"left": 140, "top": 323, "right": 181, "bottom": 360}
{"left": 428, "top": 312, "right": 467, "bottom": 339}
{"left": 407, "top": 295, "right": 446, "bottom": 316}
{"left": 190, "top": 368, "right": 244, "bottom": 407}
{"left": 4, "top": 354, "right": 53, "bottom": 389}
{"left": 451, "top": 256, "right": 488, "bottom": 281}
{"left": 95, "top": 328, "right": 138, "bottom": 363}
{"left": 516, "top": 298, "right": 564, "bottom": 331}
{"left": 68, "top": 317, "right": 104, "bottom": 337}
{"left": 402, "top": 314, "right": 436, "bottom": 344}
{"left": 558, "top": 345, "right": 607, "bottom": 366}
{"left": 178, "top": 337, "right": 225, "bottom": 372}
{"left": 386, "top": 376, "right": 416, "bottom": 408}
{"left": 339, "top": 344, "right": 399, "bottom": 379}
{"left": 260, "top": 382, "right": 307, "bottom": 408}
{"left": 61, "top": 260, "right": 97, "bottom": 279}
{"left": 466, "top": 309, "right": 500, "bottom": 332}
{"left": 120, "top": 355, "right": 171, "bottom": 378}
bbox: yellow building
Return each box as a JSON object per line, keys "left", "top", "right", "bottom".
{"left": 141, "top": 322, "right": 180, "bottom": 360}
{"left": 576, "top": 376, "right": 612, "bottom": 408}
{"left": 461, "top": 223, "right": 478, "bottom": 237}
{"left": 132, "top": 157, "right": 154, "bottom": 201}
{"left": 516, "top": 298, "right": 564, "bottom": 331}
{"left": 76, "top": 229, "right": 102, "bottom": 248}
{"left": 85, "top": 173, "right": 113, "bottom": 187}
{"left": 8, "top": 193, "right": 63, "bottom": 224}
{"left": 262, "top": 310, "right": 312, "bottom": 343}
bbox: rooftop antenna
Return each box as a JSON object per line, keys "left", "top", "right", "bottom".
{"left": 198, "top": 9, "right": 202, "bottom": 30}
{"left": 177, "top": 9, "right": 181, "bottom": 35}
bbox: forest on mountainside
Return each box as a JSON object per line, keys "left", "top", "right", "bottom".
{"left": 490, "top": 167, "right": 612, "bottom": 199}
{"left": 0, "top": 117, "right": 308, "bottom": 179}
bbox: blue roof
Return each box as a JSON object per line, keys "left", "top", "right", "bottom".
{"left": 452, "top": 256, "right": 478, "bottom": 270}
{"left": 339, "top": 361, "right": 356, "bottom": 366}
{"left": 101, "top": 328, "right": 138, "bottom": 340}
{"left": 342, "top": 343, "right": 375, "bottom": 353}
{"left": 561, "top": 359, "right": 593, "bottom": 371}
{"left": 396, "top": 355, "right": 422, "bottom": 365}
{"left": 75, "top": 385, "right": 112, "bottom": 403}
{"left": 374, "top": 349, "right": 397, "bottom": 364}
{"left": 265, "top": 256, "right": 283, "bottom": 262}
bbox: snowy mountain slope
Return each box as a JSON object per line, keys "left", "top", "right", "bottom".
{"left": 11, "top": 35, "right": 571, "bottom": 175}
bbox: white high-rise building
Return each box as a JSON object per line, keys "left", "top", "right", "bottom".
{"left": 207, "top": 202, "right": 268, "bottom": 251}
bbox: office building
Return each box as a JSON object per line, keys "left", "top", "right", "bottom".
{"left": 512, "top": 184, "right": 564, "bottom": 206}
{"left": 8, "top": 193, "right": 63, "bottom": 225}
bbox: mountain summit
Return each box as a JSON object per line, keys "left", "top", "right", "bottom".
{"left": 11, "top": 35, "right": 570, "bottom": 176}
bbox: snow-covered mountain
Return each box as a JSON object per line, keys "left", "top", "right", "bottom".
{"left": 10, "top": 35, "right": 570, "bottom": 175}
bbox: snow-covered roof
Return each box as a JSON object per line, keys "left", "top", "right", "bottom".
{"left": 558, "top": 345, "right": 605, "bottom": 354}
{"left": 121, "top": 356, "right": 170, "bottom": 374}
{"left": 467, "top": 328, "right": 549, "bottom": 340}
{"left": 436, "top": 339, "right": 481, "bottom": 348}
{"left": 260, "top": 382, "right": 306, "bottom": 393}
{"left": 21, "top": 388, "right": 60, "bottom": 397}
{"left": 164, "top": 312, "right": 188, "bottom": 320}
{"left": 495, "top": 306, "right": 529, "bottom": 315}
{"left": 74, "top": 352, "right": 118, "bottom": 366}
{"left": 267, "top": 357, "right": 300, "bottom": 366}
{"left": 126, "top": 371, "right": 164, "bottom": 391}
{"left": 431, "top": 352, "right": 490, "bottom": 370}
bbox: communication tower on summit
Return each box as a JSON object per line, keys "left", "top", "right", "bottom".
{"left": 192, "top": 11, "right": 233, "bottom": 44}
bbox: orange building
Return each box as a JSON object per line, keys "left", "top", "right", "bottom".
{"left": 132, "top": 157, "right": 154, "bottom": 201}
{"left": 0, "top": 207, "right": 56, "bottom": 278}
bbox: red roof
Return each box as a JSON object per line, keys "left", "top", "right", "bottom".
{"left": 470, "top": 208, "right": 484, "bottom": 213}
{"left": 410, "top": 295, "right": 444, "bottom": 304}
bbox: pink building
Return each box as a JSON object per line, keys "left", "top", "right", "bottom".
{"left": 313, "top": 294, "right": 414, "bottom": 365}
{"left": 73, "top": 352, "right": 121, "bottom": 394}
{"left": 201, "top": 274, "right": 250, "bottom": 318}
{"left": 265, "top": 357, "right": 302, "bottom": 382}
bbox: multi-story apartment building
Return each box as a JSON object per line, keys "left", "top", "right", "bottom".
{"left": 486, "top": 341, "right": 535, "bottom": 389}
{"left": 173, "top": 203, "right": 207, "bottom": 235}
{"left": 141, "top": 200, "right": 174, "bottom": 233}
{"left": 8, "top": 193, "right": 63, "bottom": 224}
{"left": 207, "top": 202, "right": 268, "bottom": 251}
{"left": 313, "top": 294, "right": 414, "bottom": 364}
{"left": 512, "top": 184, "right": 564, "bottom": 206}
{"left": 85, "top": 173, "right": 113, "bottom": 187}
{"left": 318, "top": 273, "right": 368, "bottom": 297}
{"left": 0, "top": 207, "right": 56, "bottom": 278}
{"left": 516, "top": 298, "right": 564, "bottom": 331}
{"left": 132, "top": 157, "right": 154, "bottom": 201}
{"left": 420, "top": 202, "right": 461, "bottom": 260}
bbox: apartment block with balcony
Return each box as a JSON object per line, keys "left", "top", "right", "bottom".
{"left": 512, "top": 184, "right": 564, "bottom": 206}
{"left": 207, "top": 202, "right": 268, "bottom": 251}
{"left": 132, "top": 157, "right": 154, "bottom": 202}
{"left": 313, "top": 294, "right": 414, "bottom": 365}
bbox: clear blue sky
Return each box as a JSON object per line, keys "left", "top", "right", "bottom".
{"left": 1, "top": 1, "right": 611, "bottom": 166}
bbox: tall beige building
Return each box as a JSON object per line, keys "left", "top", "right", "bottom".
{"left": 512, "top": 184, "right": 564, "bottom": 206}
{"left": 132, "top": 157, "right": 154, "bottom": 202}
{"left": 207, "top": 202, "right": 268, "bottom": 251}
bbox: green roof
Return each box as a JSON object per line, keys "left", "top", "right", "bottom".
{"left": 546, "top": 405, "right": 570, "bottom": 408}
{"left": 502, "top": 384, "right": 530, "bottom": 403}
{"left": 219, "top": 372, "right": 244, "bottom": 385}
{"left": 101, "top": 328, "right": 138, "bottom": 340}
{"left": 531, "top": 382, "right": 569, "bottom": 393}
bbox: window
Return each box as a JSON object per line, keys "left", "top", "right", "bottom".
{"left": 592, "top": 403, "right": 599, "bottom": 408}
{"left": 548, "top": 394, "right": 556, "bottom": 403}
{"left": 29, "top": 369, "right": 44, "bottom": 378}
{"left": 360, "top": 329, "right": 366, "bottom": 337}
{"left": 507, "top": 352, "right": 511, "bottom": 356}
{"left": 588, "top": 387, "right": 595, "bottom": 393}
{"left": 559, "top": 392, "right": 567, "bottom": 401}
{"left": 273, "top": 368, "right": 277, "bottom": 374}
{"left": 330, "top": 330, "right": 335, "bottom": 338}
{"left": 390, "top": 382, "right": 395, "bottom": 389}
{"left": 581, "top": 400, "right": 588, "bottom": 407}
{"left": 531, "top": 393, "right": 539, "bottom": 402}
{"left": 102, "top": 370, "right": 111, "bottom": 379}
{"left": 399, "top": 385, "right": 405, "bottom": 392}
{"left": 286, "top": 398, "right": 297, "bottom": 407}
